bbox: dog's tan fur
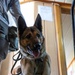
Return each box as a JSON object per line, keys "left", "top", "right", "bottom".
{"left": 13, "top": 14, "right": 51, "bottom": 75}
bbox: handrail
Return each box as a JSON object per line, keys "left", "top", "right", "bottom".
{"left": 20, "top": 0, "right": 71, "bottom": 5}
{"left": 67, "top": 58, "right": 75, "bottom": 70}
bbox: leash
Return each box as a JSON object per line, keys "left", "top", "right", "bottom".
{"left": 11, "top": 51, "right": 22, "bottom": 75}
{"left": 11, "top": 45, "right": 32, "bottom": 75}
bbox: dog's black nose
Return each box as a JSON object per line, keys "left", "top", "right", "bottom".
{"left": 33, "top": 43, "right": 41, "bottom": 50}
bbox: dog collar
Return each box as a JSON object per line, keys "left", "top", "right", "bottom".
{"left": 20, "top": 46, "right": 34, "bottom": 60}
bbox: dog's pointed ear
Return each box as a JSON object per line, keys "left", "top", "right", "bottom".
{"left": 18, "top": 16, "right": 27, "bottom": 37}
{"left": 34, "top": 14, "right": 42, "bottom": 32}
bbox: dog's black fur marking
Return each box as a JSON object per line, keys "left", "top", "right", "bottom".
{"left": 18, "top": 16, "right": 27, "bottom": 37}
{"left": 34, "top": 14, "right": 42, "bottom": 32}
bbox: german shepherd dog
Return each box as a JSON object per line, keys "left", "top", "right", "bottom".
{"left": 13, "top": 14, "right": 51, "bottom": 75}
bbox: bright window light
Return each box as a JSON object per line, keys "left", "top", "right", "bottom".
{"left": 20, "top": 2, "right": 34, "bottom": 27}
{"left": 19, "top": 0, "right": 24, "bottom": 2}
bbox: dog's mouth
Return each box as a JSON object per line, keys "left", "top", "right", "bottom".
{"left": 27, "top": 45, "right": 41, "bottom": 58}
{"left": 20, "top": 43, "right": 42, "bottom": 59}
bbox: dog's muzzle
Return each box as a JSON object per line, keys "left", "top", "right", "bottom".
{"left": 27, "top": 43, "right": 41, "bottom": 58}
{"left": 33, "top": 43, "right": 41, "bottom": 51}
{"left": 20, "top": 43, "right": 42, "bottom": 59}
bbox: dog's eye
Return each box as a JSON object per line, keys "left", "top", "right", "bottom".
{"left": 25, "top": 34, "right": 31, "bottom": 39}
{"left": 36, "top": 33, "right": 40, "bottom": 38}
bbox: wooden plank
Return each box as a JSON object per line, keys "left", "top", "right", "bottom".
{"left": 60, "top": 3, "right": 71, "bottom": 14}
{"left": 67, "top": 58, "right": 75, "bottom": 69}
{"left": 54, "top": 3, "right": 67, "bottom": 75}
{"left": 44, "top": 3, "right": 59, "bottom": 75}
{"left": 55, "top": 0, "right": 64, "bottom": 2}
{"left": 20, "top": 0, "right": 72, "bottom": 4}
{"left": 65, "top": 0, "right": 72, "bottom": 4}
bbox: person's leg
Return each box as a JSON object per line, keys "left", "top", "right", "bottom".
{"left": 0, "top": 21, "right": 9, "bottom": 72}
{"left": 0, "top": 37, "right": 9, "bottom": 60}
{"left": 0, "top": 21, "right": 8, "bottom": 61}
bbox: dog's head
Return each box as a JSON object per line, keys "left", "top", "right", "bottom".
{"left": 18, "top": 14, "right": 45, "bottom": 59}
